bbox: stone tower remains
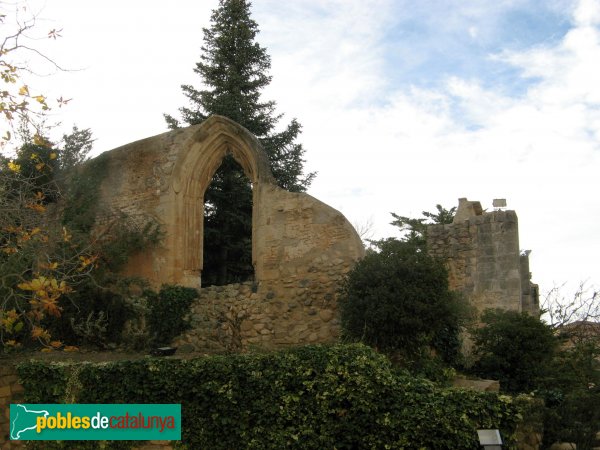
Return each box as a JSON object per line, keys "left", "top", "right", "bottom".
{"left": 427, "top": 198, "right": 539, "bottom": 316}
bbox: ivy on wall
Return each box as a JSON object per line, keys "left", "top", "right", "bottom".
{"left": 61, "top": 152, "right": 164, "bottom": 274}
{"left": 146, "top": 285, "right": 198, "bottom": 346}
{"left": 17, "top": 344, "right": 523, "bottom": 449}
{"left": 61, "top": 153, "right": 109, "bottom": 234}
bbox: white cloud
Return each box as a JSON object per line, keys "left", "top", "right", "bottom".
{"left": 574, "top": 0, "right": 600, "bottom": 25}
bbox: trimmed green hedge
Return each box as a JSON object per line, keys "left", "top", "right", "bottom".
{"left": 17, "top": 344, "right": 522, "bottom": 449}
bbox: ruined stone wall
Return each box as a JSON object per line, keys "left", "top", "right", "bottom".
{"left": 173, "top": 264, "right": 346, "bottom": 353}
{"left": 168, "top": 185, "right": 359, "bottom": 351}
{"left": 427, "top": 198, "right": 539, "bottom": 315}
{"left": 92, "top": 116, "right": 363, "bottom": 287}
{"left": 88, "top": 116, "right": 364, "bottom": 350}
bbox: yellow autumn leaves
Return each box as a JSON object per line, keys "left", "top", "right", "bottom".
{"left": 0, "top": 309, "right": 22, "bottom": 335}
{"left": 29, "top": 150, "right": 57, "bottom": 171}
{"left": 6, "top": 146, "right": 57, "bottom": 174}
{"left": 2, "top": 224, "right": 47, "bottom": 254}
{"left": 17, "top": 85, "right": 47, "bottom": 107}
{"left": 1, "top": 9, "right": 86, "bottom": 352}
{"left": 18, "top": 275, "right": 72, "bottom": 298}
{"left": 15, "top": 276, "right": 71, "bottom": 343}
{"left": 7, "top": 161, "right": 20, "bottom": 172}
{"left": 1, "top": 79, "right": 50, "bottom": 144}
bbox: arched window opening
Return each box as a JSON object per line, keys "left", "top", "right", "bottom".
{"left": 202, "top": 154, "right": 254, "bottom": 287}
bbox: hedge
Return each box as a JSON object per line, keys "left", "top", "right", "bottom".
{"left": 17, "top": 344, "right": 522, "bottom": 449}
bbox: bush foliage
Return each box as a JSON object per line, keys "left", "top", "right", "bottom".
{"left": 17, "top": 344, "right": 522, "bottom": 449}
{"left": 146, "top": 284, "right": 198, "bottom": 347}
{"left": 1, "top": 129, "right": 163, "bottom": 351}
{"left": 470, "top": 309, "right": 600, "bottom": 449}
{"left": 471, "top": 309, "right": 558, "bottom": 394}
{"left": 339, "top": 238, "right": 470, "bottom": 365}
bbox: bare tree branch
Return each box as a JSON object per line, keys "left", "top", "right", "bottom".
{"left": 542, "top": 281, "right": 599, "bottom": 330}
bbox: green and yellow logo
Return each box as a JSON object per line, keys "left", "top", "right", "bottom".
{"left": 10, "top": 404, "right": 181, "bottom": 440}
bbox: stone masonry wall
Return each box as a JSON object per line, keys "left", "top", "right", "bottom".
{"left": 173, "top": 259, "right": 348, "bottom": 353}
{"left": 427, "top": 198, "right": 539, "bottom": 315}
{"left": 91, "top": 116, "right": 364, "bottom": 290}
{"left": 1, "top": 364, "right": 25, "bottom": 449}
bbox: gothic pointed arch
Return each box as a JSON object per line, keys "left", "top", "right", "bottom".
{"left": 170, "top": 115, "right": 276, "bottom": 286}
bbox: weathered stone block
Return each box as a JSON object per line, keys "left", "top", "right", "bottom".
{"left": 318, "top": 309, "right": 335, "bottom": 322}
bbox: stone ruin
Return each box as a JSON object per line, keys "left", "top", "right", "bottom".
{"left": 92, "top": 115, "right": 364, "bottom": 351}
{"left": 428, "top": 198, "right": 539, "bottom": 316}
{"left": 91, "top": 117, "right": 537, "bottom": 352}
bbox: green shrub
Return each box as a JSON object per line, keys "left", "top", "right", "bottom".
{"left": 96, "top": 218, "right": 163, "bottom": 274}
{"left": 146, "top": 285, "right": 198, "bottom": 346}
{"left": 543, "top": 386, "right": 600, "bottom": 450}
{"left": 48, "top": 281, "right": 134, "bottom": 348}
{"left": 61, "top": 153, "right": 108, "bottom": 234}
{"left": 471, "top": 309, "right": 558, "bottom": 394}
{"left": 17, "top": 360, "right": 70, "bottom": 403}
{"left": 18, "top": 344, "right": 522, "bottom": 449}
{"left": 339, "top": 238, "right": 470, "bottom": 364}
{"left": 540, "top": 338, "right": 600, "bottom": 449}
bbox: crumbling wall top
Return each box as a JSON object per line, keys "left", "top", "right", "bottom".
{"left": 453, "top": 197, "right": 483, "bottom": 223}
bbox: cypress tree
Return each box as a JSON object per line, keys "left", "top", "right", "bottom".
{"left": 165, "top": 0, "right": 314, "bottom": 285}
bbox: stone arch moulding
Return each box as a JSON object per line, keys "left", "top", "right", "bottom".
{"left": 170, "top": 115, "right": 276, "bottom": 288}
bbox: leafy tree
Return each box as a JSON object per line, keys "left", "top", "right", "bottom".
{"left": 339, "top": 238, "right": 470, "bottom": 366}
{"left": 471, "top": 309, "right": 558, "bottom": 394}
{"left": 0, "top": 148, "right": 96, "bottom": 350}
{"left": 538, "top": 300, "right": 600, "bottom": 450}
{"left": 0, "top": 7, "right": 94, "bottom": 350}
{"left": 390, "top": 203, "right": 456, "bottom": 247}
{"left": 469, "top": 289, "right": 600, "bottom": 448}
{"left": 0, "top": 6, "right": 158, "bottom": 352}
{"left": 10, "top": 142, "right": 58, "bottom": 199}
{"left": 165, "top": 0, "right": 315, "bottom": 285}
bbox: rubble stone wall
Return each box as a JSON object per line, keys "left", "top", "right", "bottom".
{"left": 173, "top": 262, "right": 348, "bottom": 353}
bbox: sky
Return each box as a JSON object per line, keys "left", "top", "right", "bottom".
{"left": 8, "top": 0, "right": 600, "bottom": 301}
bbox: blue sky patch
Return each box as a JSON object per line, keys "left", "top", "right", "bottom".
{"left": 379, "top": 1, "right": 572, "bottom": 97}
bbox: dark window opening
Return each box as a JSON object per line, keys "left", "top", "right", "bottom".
{"left": 202, "top": 154, "right": 254, "bottom": 287}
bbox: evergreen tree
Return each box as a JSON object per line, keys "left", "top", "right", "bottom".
{"left": 58, "top": 126, "right": 94, "bottom": 173}
{"left": 165, "top": 0, "right": 314, "bottom": 285}
{"left": 390, "top": 204, "right": 456, "bottom": 249}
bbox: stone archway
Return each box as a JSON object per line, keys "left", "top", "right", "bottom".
{"left": 94, "top": 114, "right": 363, "bottom": 292}
{"left": 170, "top": 115, "right": 276, "bottom": 287}
{"left": 91, "top": 115, "right": 364, "bottom": 348}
